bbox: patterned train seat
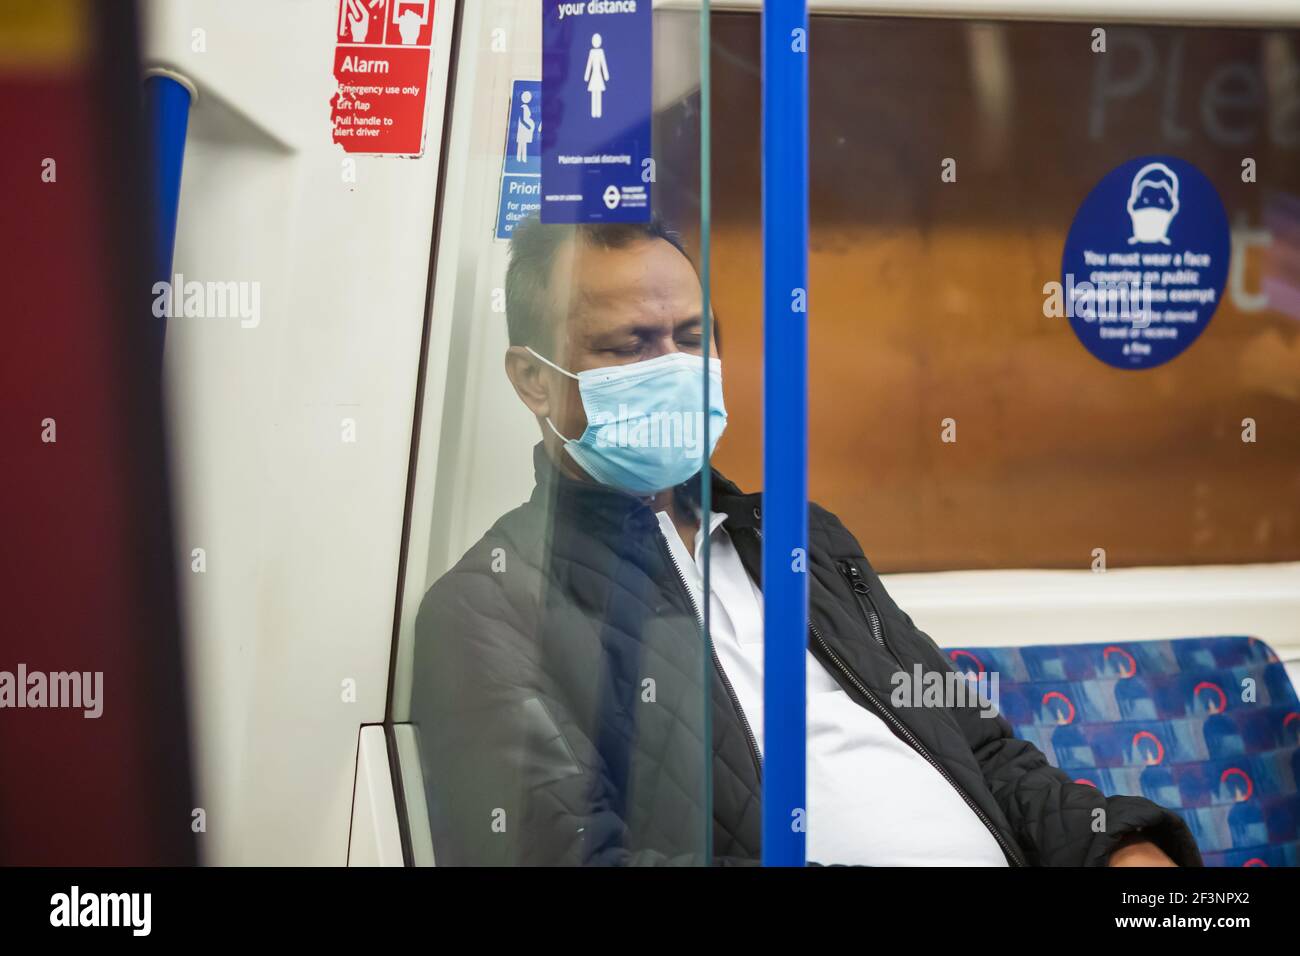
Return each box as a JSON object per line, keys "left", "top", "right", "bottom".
{"left": 943, "top": 637, "right": 1300, "bottom": 867}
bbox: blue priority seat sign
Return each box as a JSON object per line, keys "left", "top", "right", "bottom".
{"left": 541, "top": 0, "right": 652, "bottom": 223}
{"left": 1059, "top": 156, "right": 1230, "bottom": 370}
{"left": 496, "top": 79, "right": 542, "bottom": 240}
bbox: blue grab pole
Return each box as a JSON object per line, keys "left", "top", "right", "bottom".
{"left": 760, "top": 0, "right": 808, "bottom": 867}
{"left": 143, "top": 73, "right": 193, "bottom": 351}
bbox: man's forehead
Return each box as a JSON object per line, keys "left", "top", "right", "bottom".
{"left": 548, "top": 235, "right": 700, "bottom": 330}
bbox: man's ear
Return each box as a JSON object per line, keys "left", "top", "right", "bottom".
{"left": 504, "top": 345, "right": 551, "bottom": 419}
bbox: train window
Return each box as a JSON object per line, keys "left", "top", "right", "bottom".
{"left": 392, "top": 1, "right": 722, "bottom": 865}
{"left": 688, "top": 14, "right": 1300, "bottom": 572}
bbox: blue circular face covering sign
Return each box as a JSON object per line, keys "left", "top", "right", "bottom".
{"left": 1060, "top": 156, "right": 1230, "bottom": 370}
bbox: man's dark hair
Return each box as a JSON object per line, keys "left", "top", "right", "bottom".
{"left": 504, "top": 216, "right": 695, "bottom": 351}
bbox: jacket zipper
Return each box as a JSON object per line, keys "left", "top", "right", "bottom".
{"left": 655, "top": 530, "right": 764, "bottom": 781}
{"left": 837, "top": 560, "right": 899, "bottom": 664}
{"left": 807, "top": 616, "right": 1025, "bottom": 867}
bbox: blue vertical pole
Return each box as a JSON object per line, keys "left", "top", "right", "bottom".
{"left": 761, "top": 0, "right": 808, "bottom": 866}
{"left": 699, "top": 0, "right": 715, "bottom": 861}
{"left": 143, "top": 71, "right": 193, "bottom": 353}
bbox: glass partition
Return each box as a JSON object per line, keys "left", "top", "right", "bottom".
{"left": 681, "top": 11, "right": 1300, "bottom": 869}
{"left": 391, "top": 0, "right": 729, "bottom": 866}
{"left": 393, "top": 5, "right": 1300, "bottom": 868}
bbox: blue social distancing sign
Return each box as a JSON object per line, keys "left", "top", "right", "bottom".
{"left": 1059, "top": 156, "right": 1230, "bottom": 370}
{"left": 540, "top": 0, "right": 651, "bottom": 224}
{"left": 496, "top": 79, "right": 542, "bottom": 240}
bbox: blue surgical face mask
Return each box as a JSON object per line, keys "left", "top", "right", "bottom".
{"left": 526, "top": 346, "right": 727, "bottom": 495}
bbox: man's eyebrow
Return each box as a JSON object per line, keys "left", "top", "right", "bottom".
{"left": 637, "top": 316, "right": 704, "bottom": 339}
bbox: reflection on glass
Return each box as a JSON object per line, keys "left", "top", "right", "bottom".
{"left": 398, "top": 4, "right": 729, "bottom": 866}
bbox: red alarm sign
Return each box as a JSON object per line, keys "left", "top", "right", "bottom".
{"left": 330, "top": 0, "right": 436, "bottom": 156}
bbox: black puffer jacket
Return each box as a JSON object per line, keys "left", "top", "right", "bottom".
{"left": 411, "top": 445, "right": 1202, "bottom": 867}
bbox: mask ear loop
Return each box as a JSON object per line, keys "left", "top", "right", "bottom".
{"left": 543, "top": 415, "right": 574, "bottom": 444}
{"left": 526, "top": 346, "right": 579, "bottom": 442}
{"left": 525, "top": 345, "right": 579, "bottom": 379}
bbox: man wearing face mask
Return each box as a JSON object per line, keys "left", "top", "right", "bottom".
{"left": 411, "top": 216, "right": 1200, "bottom": 868}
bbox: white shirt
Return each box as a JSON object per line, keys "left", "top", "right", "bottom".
{"left": 656, "top": 509, "right": 1008, "bottom": 867}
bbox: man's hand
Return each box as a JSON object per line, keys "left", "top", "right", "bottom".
{"left": 1108, "top": 838, "right": 1178, "bottom": 867}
